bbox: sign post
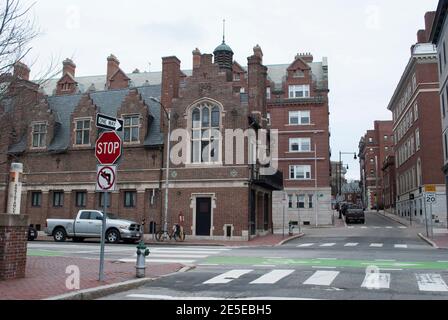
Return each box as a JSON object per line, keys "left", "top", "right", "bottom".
{"left": 95, "top": 121, "right": 122, "bottom": 282}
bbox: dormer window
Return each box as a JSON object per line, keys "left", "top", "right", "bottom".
{"left": 32, "top": 122, "right": 47, "bottom": 149}
{"left": 289, "top": 85, "right": 310, "bottom": 99}
{"left": 233, "top": 73, "right": 241, "bottom": 81}
{"left": 266, "top": 87, "right": 271, "bottom": 99}
{"left": 75, "top": 119, "right": 91, "bottom": 146}
{"left": 123, "top": 115, "right": 140, "bottom": 143}
{"left": 293, "top": 70, "right": 305, "bottom": 78}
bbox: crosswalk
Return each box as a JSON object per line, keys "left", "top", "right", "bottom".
{"left": 200, "top": 269, "right": 448, "bottom": 293}
{"left": 297, "top": 242, "right": 411, "bottom": 249}
{"left": 119, "top": 247, "right": 231, "bottom": 265}
{"left": 347, "top": 226, "right": 407, "bottom": 229}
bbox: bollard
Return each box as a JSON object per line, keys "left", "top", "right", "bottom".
{"left": 136, "top": 241, "right": 150, "bottom": 278}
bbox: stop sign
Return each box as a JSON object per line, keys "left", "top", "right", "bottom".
{"left": 95, "top": 132, "right": 122, "bottom": 165}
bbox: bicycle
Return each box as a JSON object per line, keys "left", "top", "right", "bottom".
{"left": 155, "top": 224, "right": 185, "bottom": 242}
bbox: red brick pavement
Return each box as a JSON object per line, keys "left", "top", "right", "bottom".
{"left": 0, "top": 256, "right": 183, "bottom": 300}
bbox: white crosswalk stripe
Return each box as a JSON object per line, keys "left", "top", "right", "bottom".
{"left": 361, "top": 273, "right": 391, "bottom": 289}
{"left": 320, "top": 243, "right": 336, "bottom": 247}
{"left": 119, "top": 246, "right": 230, "bottom": 265}
{"left": 344, "top": 243, "right": 359, "bottom": 247}
{"left": 250, "top": 270, "right": 295, "bottom": 284}
{"left": 394, "top": 245, "right": 408, "bottom": 249}
{"left": 370, "top": 243, "right": 384, "bottom": 248}
{"left": 416, "top": 274, "right": 448, "bottom": 292}
{"left": 204, "top": 270, "right": 253, "bottom": 284}
{"left": 303, "top": 271, "right": 340, "bottom": 286}
{"left": 297, "top": 243, "right": 315, "bottom": 248}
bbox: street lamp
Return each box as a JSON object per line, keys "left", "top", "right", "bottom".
{"left": 150, "top": 97, "right": 171, "bottom": 238}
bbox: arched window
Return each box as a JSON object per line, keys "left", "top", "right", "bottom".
{"left": 191, "top": 102, "right": 221, "bottom": 164}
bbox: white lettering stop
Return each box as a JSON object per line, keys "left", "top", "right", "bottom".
{"left": 97, "top": 142, "right": 120, "bottom": 154}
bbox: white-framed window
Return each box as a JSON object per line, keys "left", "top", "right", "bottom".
{"left": 75, "top": 119, "right": 91, "bottom": 146}
{"left": 308, "top": 195, "right": 314, "bottom": 209}
{"left": 290, "top": 165, "right": 312, "bottom": 180}
{"left": 288, "top": 195, "right": 294, "bottom": 209}
{"left": 233, "top": 73, "right": 241, "bottom": 81}
{"left": 191, "top": 103, "right": 221, "bottom": 164}
{"left": 289, "top": 111, "right": 310, "bottom": 125}
{"left": 288, "top": 85, "right": 310, "bottom": 99}
{"left": 412, "top": 73, "right": 417, "bottom": 91}
{"left": 266, "top": 87, "right": 271, "bottom": 99}
{"left": 32, "top": 122, "right": 47, "bottom": 149}
{"left": 415, "top": 129, "right": 420, "bottom": 151}
{"left": 266, "top": 113, "right": 271, "bottom": 126}
{"left": 368, "top": 137, "right": 373, "bottom": 143}
{"left": 414, "top": 103, "right": 419, "bottom": 121}
{"left": 297, "top": 195, "right": 306, "bottom": 208}
{"left": 289, "top": 138, "right": 311, "bottom": 152}
{"left": 417, "top": 158, "right": 422, "bottom": 187}
{"left": 123, "top": 115, "right": 140, "bottom": 143}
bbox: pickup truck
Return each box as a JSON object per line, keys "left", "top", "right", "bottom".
{"left": 45, "top": 210, "right": 142, "bottom": 244}
{"left": 345, "top": 204, "right": 365, "bottom": 224}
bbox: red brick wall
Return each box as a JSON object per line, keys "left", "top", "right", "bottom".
{"left": 0, "top": 224, "right": 28, "bottom": 281}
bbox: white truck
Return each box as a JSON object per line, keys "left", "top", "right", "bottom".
{"left": 45, "top": 210, "right": 142, "bottom": 244}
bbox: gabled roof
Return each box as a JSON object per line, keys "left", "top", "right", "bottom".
{"left": 8, "top": 84, "right": 163, "bottom": 154}
{"left": 287, "top": 56, "right": 312, "bottom": 71}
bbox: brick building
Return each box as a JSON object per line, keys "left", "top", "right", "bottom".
{"left": 0, "top": 40, "right": 288, "bottom": 241}
{"left": 268, "top": 53, "right": 332, "bottom": 229}
{"left": 358, "top": 121, "right": 394, "bottom": 210}
{"left": 330, "top": 161, "right": 347, "bottom": 198}
{"left": 382, "top": 155, "right": 397, "bottom": 213}
{"left": 430, "top": 0, "right": 448, "bottom": 223}
{"left": 388, "top": 12, "right": 447, "bottom": 227}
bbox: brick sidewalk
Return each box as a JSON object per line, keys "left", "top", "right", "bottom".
{"left": 0, "top": 256, "right": 183, "bottom": 300}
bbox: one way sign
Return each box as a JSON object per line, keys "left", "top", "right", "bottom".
{"left": 96, "top": 113, "right": 124, "bottom": 132}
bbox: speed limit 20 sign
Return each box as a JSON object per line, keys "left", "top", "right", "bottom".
{"left": 426, "top": 193, "right": 437, "bottom": 204}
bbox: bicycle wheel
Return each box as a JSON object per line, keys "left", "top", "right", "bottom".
{"left": 155, "top": 230, "right": 165, "bottom": 242}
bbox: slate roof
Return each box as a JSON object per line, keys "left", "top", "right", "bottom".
{"left": 8, "top": 84, "right": 163, "bottom": 154}
{"left": 40, "top": 61, "right": 328, "bottom": 95}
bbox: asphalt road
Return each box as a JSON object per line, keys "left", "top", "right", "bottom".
{"left": 30, "top": 212, "right": 448, "bottom": 300}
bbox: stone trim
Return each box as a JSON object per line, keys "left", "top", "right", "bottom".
{"left": 0, "top": 214, "right": 29, "bottom": 227}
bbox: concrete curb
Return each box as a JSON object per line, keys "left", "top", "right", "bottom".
{"left": 418, "top": 233, "right": 440, "bottom": 249}
{"left": 276, "top": 233, "right": 305, "bottom": 246}
{"left": 45, "top": 265, "right": 195, "bottom": 301}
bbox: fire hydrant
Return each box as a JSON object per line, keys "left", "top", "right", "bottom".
{"left": 136, "top": 241, "right": 150, "bottom": 278}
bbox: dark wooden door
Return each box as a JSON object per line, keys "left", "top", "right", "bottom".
{"left": 196, "top": 198, "right": 212, "bottom": 236}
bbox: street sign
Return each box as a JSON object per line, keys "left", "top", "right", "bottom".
{"left": 96, "top": 165, "right": 117, "bottom": 192}
{"left": 425, "top": 185, "right": 437, "bottom": 193}
{"left": 426, "top": 193, "right": 437, "bottom": 204}
{"left": 95, "top": 131, "right": 122, "bottom": 165}
{"left": 96, "top": 113, "right": 124, "bottom": 132}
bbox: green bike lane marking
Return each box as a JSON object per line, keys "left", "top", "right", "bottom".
{"left": 204, "top": 256, "right": 448, "bottom": 270}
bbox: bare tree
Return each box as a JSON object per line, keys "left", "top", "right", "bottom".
{"left": 0, "top": 0, "right": 36, "bottom": 75}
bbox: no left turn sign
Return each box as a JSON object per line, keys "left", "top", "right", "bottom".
{"left": 96, "top": 165, "right": 117, "bottom": 192}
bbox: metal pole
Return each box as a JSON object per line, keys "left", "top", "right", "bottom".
{"left": 282, "top": 193, "right": 286, "bottom": 238}
{"left": 315, "top": 144, "right": 318, "bottom": 227}
{"left": 164, "top": 111, "right": 171, "bottom": 234}
{"left": 99, "top": 191, "right": 107, "bottom": 282}
{"left": 424, "top": 195, "right": 429, "bottom": 237}
{"left": 430, "top": 203, "right": 434, "bottom": 238}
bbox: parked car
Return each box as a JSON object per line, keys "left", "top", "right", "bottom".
{"left": 28, "top": 226, "right": 38, "bottom": 241}
{"left": 45, "top": 210, "right": 142, "bottom": 244}
{"left": 345, "top": 204, "right": 365, "bottom": 224}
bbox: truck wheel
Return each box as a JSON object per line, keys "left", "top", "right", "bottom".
{"left": 106, "top": 229, "right": 120, "bottom": 244}
{"left": 53, "top": 228, "right": 67, "bottom": 242}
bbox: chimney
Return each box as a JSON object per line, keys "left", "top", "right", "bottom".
{"left": 13, "top": 62, "right": 30, "bottom": 81}
{"left": 296, "top": 52, "right": 314, "bottom": 63}
{"left": 424, "top": 11, "right": 436, "bottom": 40}
{"left": 161, "top": 56, "right": 181, "bottom": 110}
{"left": 417, "top": 29, "right": 427, "bottom": 43}
{"left": 247, "top": 51, "right": 267, "bottom": 118}
{"left": 193, "top": 48, "right": 201, "bottom": 69}
{"left": 253, "top": 45, "right": 263, "bottom": 61}
{"left": 107, "top": 54, "right": 120, "bottom": 83}
{"left": 62, "top": 58, "right": 76, "bottom": 77}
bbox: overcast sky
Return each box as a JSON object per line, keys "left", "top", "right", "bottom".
{"left": 24, "top": 0, "right": 439, "bottom": 180}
